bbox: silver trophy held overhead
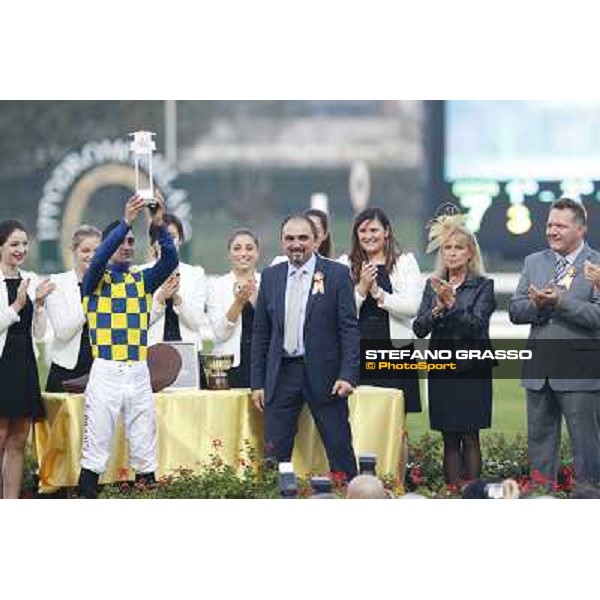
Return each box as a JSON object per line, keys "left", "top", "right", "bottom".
{"left": 130, "top": 130, "right": 157, "bottom": 207}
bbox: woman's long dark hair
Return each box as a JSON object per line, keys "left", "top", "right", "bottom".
{"left": 303, "top": 208, "right": 333, "bottom": 258}
{"left": 0, "top": 219, "right": 27, "bottom": 247}
{"left": 349, "top": 207, "right": 400, "bottom": 283}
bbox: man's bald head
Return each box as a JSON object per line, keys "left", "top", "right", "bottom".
{"left": 346, "top": 475, "right": 387, "bottom": 499}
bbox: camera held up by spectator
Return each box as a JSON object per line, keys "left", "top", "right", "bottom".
{"left": 461, "top": 478, "right": 520, "bottom": 499}
{"left": 278, "top": 462, "right": 298, "bottom": 499}
{"left": 309, "top": 476, "right": 337, "bottom": 499}
{"left": 358, "top": 452, "right": 377, "bottom": 476}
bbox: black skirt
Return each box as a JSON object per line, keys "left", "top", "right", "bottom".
{"left": 427, "top": 368, "right": 492, "bottom": 433}
{"left": 0, "top": 279, "right": 44, "bottom": 420}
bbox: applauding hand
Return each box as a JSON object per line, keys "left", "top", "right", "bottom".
{"left": 11, "top": 278, "right": 30, "bottom": 313}
{"left": 234, "top": 278, "right": 257, "bottom": 305}
{"left": 584, "top": 259, "right": 600, "bottom": 292}
{"left": 430, "top": 276, "right": 455, "bottom": 309}
{"left": 35, "top": 277, "right": 56, "bottom": 309}
{"left": 528, "top": 283, "right": 561, "bottom": 308}
{"left": 358, "top": 262, "right": 378, "bottom": 297}
{"left": 157, "top": 272, "right": 181, "bottom": 305}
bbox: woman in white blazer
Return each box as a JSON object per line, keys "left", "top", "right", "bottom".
{"left": 207, "top": 229, "right": 260, "bottom": 388}
{"left": 0, "top": 219, "right": 54, "bottom": 498}
{"left": 146, "top": 214, "right": 210, "bottom": 349}
{"left": 349, "top": 208, "right": 423, "bottom": 483}
{"left": 349, "top": 207, "right": 423, "bottom": 412}
{"left": 44, "top": 224, "right": 102, "bottom": 392}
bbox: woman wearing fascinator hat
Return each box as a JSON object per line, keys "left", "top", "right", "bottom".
{"left": 413, "top": 204, "right": 496, "bottom": 487}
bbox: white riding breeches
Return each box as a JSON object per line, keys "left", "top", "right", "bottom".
{"left": 80, "top": 358, "right": 157, "bottom": 475}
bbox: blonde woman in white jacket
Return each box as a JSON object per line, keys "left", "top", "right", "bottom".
{"left": 45, "top": 224, "right": 101, "bottom": 392}
{"left": 207, "top": 229, "right": 260, "bottom": 388}
{"left": 0, "top": 220, "right": 54, "bottom": 498}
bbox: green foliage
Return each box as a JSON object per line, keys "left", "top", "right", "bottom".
{"left": 405, "top": 432, "right": 574, "bottom": 498}
{"left": 406, "top": 379, "right": 528, "bottom": 439}
{"left": 21, "top": 448, "right": 40, "bottom": 499}
{"left": 23, "top": 433, "right": 576, "bottom": 499}
{"left": 481, "top": 433, "right": 531, "bottom": 480}
{"left": 99, "top": 441, "right": 280, "bottom": 499}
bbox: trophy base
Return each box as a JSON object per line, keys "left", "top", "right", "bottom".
{"left": 138, "top": 188, "right": 154, "bottom": 200}
{"left": 208, "top": 373, "right": 230, "bottom": 390}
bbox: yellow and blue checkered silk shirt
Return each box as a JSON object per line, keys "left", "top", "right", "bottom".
{"left": 83, "top": 269, "right": 152, "bottom": 362}
{"left": 81, "top": 219, "right": 178, "bottom": 363}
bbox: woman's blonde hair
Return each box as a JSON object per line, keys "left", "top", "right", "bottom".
{"left": 71, "top": 224, "right": 101, "bottom": 252}
{"left": 433, "top": 224, "right": 485, "bottom": 278}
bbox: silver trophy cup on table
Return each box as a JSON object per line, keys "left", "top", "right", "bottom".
{"left": 203, "top": 354, "right": 234, "bottom": 390}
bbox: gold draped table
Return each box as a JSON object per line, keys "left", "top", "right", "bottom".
{"left": 34, "top": 385, "right": 404, "bottom": 493}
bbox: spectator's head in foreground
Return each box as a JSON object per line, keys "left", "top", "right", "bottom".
{"left": 346, "top": 475, "right": 388, "bottom": 499}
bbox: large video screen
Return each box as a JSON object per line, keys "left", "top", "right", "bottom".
{"left": 443, "top": 100, "right": 600, "bottom": 262}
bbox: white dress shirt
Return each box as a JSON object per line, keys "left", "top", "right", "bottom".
{"left": 284, "top": 253, "right": 316, "bottom": 357}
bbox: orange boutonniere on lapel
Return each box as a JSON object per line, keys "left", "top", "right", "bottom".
{"left": 312, "top": 271, "right": 325, "bottom": 295}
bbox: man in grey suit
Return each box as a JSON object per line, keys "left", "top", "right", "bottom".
{"left": 509, "top": 197, "right": 600, "bottom": 486}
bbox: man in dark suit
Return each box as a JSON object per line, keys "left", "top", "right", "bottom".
{"left": 251, "top": 215, "right": 360, "bottom": 481}
{"left": 509, "top": 198, "right": 600, "bottom": 486}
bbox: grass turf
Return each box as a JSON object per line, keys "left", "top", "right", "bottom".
{"left": 406, "top": 378, "right": 527, "bottom": 439}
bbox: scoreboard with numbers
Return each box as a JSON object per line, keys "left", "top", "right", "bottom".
{"left": 430, "top": 100, "right": 600, "bottom": 264}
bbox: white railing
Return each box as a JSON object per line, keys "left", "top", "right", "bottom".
{"left": 487, "top": 272, "right": 521, "bottom": 295}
